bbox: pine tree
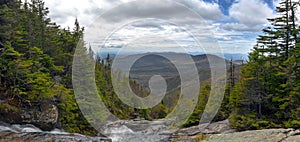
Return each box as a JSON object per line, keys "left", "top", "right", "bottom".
{"left": 0, "top": 0, "right": 98, "bottom": 134}
{"left": 230, "top": 0, "right": 300, "bottom": 129}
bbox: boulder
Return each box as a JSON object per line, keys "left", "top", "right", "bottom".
{"left": 0, "top": 131, "right": 111, "bottom": 142}
{"left": 205, "top": 129, "right": 300, "bottom": 142}
{"left": 0, "top": 102, "right": 58, "bottom": 131}
{"left": 169, "top": 119, "right": 235, "bottom": 142}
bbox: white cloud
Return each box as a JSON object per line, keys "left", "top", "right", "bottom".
{"left": 45, "top": 0, "right": 90, "bottom": 27}
{"left": 44, "top": 0, "right": 224, "bottom": 28}
{"left": 229, "top": 0, "right": 274, "bottom": 28}
{"left": 177, "top": 0, "right": 224, "bottom": 20}
{"left": 220, "top": 23, "right": 263, "bottom": 31}
{"left": 41, "top": 0, "right": 278, "bottom": 54}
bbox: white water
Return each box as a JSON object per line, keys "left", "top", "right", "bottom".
{"left": 0, "top": 120, "right": 175, "bottom": 142}
{"left": 102, "top": 120, "right": 175, "bottom": 142}
{"left": 0, "top": 123, "right": 68, "bottom": 134}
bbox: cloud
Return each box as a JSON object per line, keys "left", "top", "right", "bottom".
{"left": 131, "top": 22, "right": 165, "bottom": 30}
{"left": 220, "top": 23, "right": 263, "bottom": 31}
{"left": 44, "top": 0, "right": 116, "bottom": 27}
{"left": 42, "top": 0, "right": 278, "bottom": 54}
{"left": 98, "top": 0, "right": 224, "bottom": 23}
{"left": 176, "top": 0, "right": 224, "bottom": 20}
{"left": 44, "top": 0, "right": 224, "bottom": 28}
{"left": 228, "top": 0, "right": 274, "bottom": 29}
{"left": 99, "top": 0, "right": 184, "bottom": 22}
{"left": 49, "top": 8, "right": 80, "bottom": 24}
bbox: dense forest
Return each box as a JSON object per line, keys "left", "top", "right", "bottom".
{"left": 0, "top": 0, "right": 168, "bottom": 135}
{"left": 229, "top": 0, "right": 300, "bottom": 130}
{"left": 186, "top": 0, "right": 300, "bottom": 130}
{"left": 0, "top": 0, "right": 97, "bottom": 135}
{"left": 0, "top": 0, "right": 299, "bottom": 137}
{"left": 184, "top": 0, "right": 300, "bottom": 130}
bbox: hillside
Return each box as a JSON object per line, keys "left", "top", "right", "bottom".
{"left": 0, "top": 0, "right": 299, "bottom": 141}
{"left": 114, "top": 52, "right": 241, "bottom": 109}
{"left": 125, "top": 53, "right": 231, "bottom": 90}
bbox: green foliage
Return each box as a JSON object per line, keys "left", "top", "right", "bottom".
{"left": 229, "top": 114, "right": 278, "bottom": 131}
{"left": 184, "top": 81, "right": 226, "bottom": 127}
{"left": 0, "top": 0, "right": 298, "bottom": 136}
{"left": 183, "top": 78, "right": 233, "bottom": 128}
{"left": 284, "top": 120, "right": 300, "bottom": 128}
{"left": 95, "top": 54, "right": 168, "bottom": 120}
{"left": 183, "top": 82, "right": 209, "bottom": 127}
{"left": 229, "top": 0, "right": 300, "bottom": 130}
{"left": 58, "top": 91, "right": 98, "bottom": 135}
{"left": 0, "top": 0, "right": 96, "bottom": 135}
{"left": 0, "top": 103, "right": 19, "bottom": 112}
{"left": 0, "top": 0, "right": 168, "bottom": 135}
{"left": 229, "top": 114, "right": 256, "bottom": 130}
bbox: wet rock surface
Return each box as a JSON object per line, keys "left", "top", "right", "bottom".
{"left": 0, "top": 131, "right": 111, "bottom": 142}
{"left": 0, "top": 102, "right": 59, "bottom": 131}
{"left": 170, "top": 120, "right": 300, "bottom": 142}
{"left": 1, "top": 118, "right": 300, "bottom": 142}
{"left": 205, "top": 129, "right": 300, "bottom": 142}
{"left": 0, "top": 122, "right": 111, "bottom": 142}
{"left": 169, "top": 119, "right": 234, "bottom": 142}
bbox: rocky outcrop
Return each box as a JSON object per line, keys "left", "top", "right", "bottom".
{"left": 170, "top": 119, "right": 235, "bottom": 141}
{"left": 205, "top": 129, "right": 300, "bottom": 142}
{"left": 0, "top": 102, "right": 59, "bottom": 131}
{"left": 177, "top": 119, "right": 234, "bottom": 135}
{"left": 0, "top": 122, "right": 111, "bottom": 142}
{"left": 0, "top": 131, "right": 111, "bottom": 142}
{"left": 170, "top": 120, "right": 300, "bottom": 142}
{"left": 21, "top": 103, "right": 58, "bottom": 130}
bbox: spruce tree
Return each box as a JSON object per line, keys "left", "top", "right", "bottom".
{"left": 230, "top": 0, "right": 300, "bottom": 129}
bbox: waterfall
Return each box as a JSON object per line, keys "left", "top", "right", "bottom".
{"left": 0, "top": 119, "right": 176, "bottom": 142}
{"left": 102, "top": 120, "right": 175, "bottom": 142}
{"left": 0, "top": 122, "right": 111, "bottom": 142}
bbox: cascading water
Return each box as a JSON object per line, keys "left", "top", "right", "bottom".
{"left": 0, "top": 119, "right": 179, "bottom": 142}
{"left": 0, "top": 122, "right": 111, "bottom": 142}
{"left": 102, "top": 119, "right": 176, "bottom": 142}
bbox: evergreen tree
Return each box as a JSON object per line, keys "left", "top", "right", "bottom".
{"left": 230, "top": 0, "right": 300, "bottom": 130}
{"left": 0, "top": 0, "right": 97, "bottom": 135}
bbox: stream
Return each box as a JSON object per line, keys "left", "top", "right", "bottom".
{"left": 0, "top": 119, "right": 177, "bottom": 142}
{"left": 102, "top": 119, "right": 176, "bottom": 142}
{"left": 0, "top": 121, "right": 110, "bottom": 142}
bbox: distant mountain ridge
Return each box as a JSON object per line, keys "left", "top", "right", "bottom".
{"left": 109, "top": 52, "right": 235, "bottom": 108}
{"left": 98, "top": 52, "right": 248, "bottom": 61}
{"left": 98, "top": 52, "right": 243, "bottom": 90}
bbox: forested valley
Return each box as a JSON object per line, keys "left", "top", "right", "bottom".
{"left": 0, "top": 0, "right": 299, "bottom": 138}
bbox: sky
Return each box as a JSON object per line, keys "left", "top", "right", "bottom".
{"left": 43, "top": 0, "right": 282, "bottom": 54}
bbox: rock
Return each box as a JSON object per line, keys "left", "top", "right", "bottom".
{"left": 179, "top": 119, "right": 233, "bottom": 135}
{"left": 169, "top": 119, "right": 235, "bottom": 142}
{"left": 0, "top": 122, "right": 111, "bottom": 142}
{"left": 283, "top": 135, "right": 300, "bottom": 142}
{"left": 205, "top": 129, "right": 300, "bottom": 142}
{"left": 205, "top": 119, "right": 235, "bottom": 134}
{"left": 22, "top": 103, "right": 59, "bottom": 131}
{"left": 276, "top": 129, "right": 300, "bottom": 142}
{"left": 0, "top": 102, "right": 59, "bottom": 131}
{"left": 0, "top": 131, "right": 111, "bottom": 142}
{"left": 169, "top": 120, "right": 300, "bottom": 142}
